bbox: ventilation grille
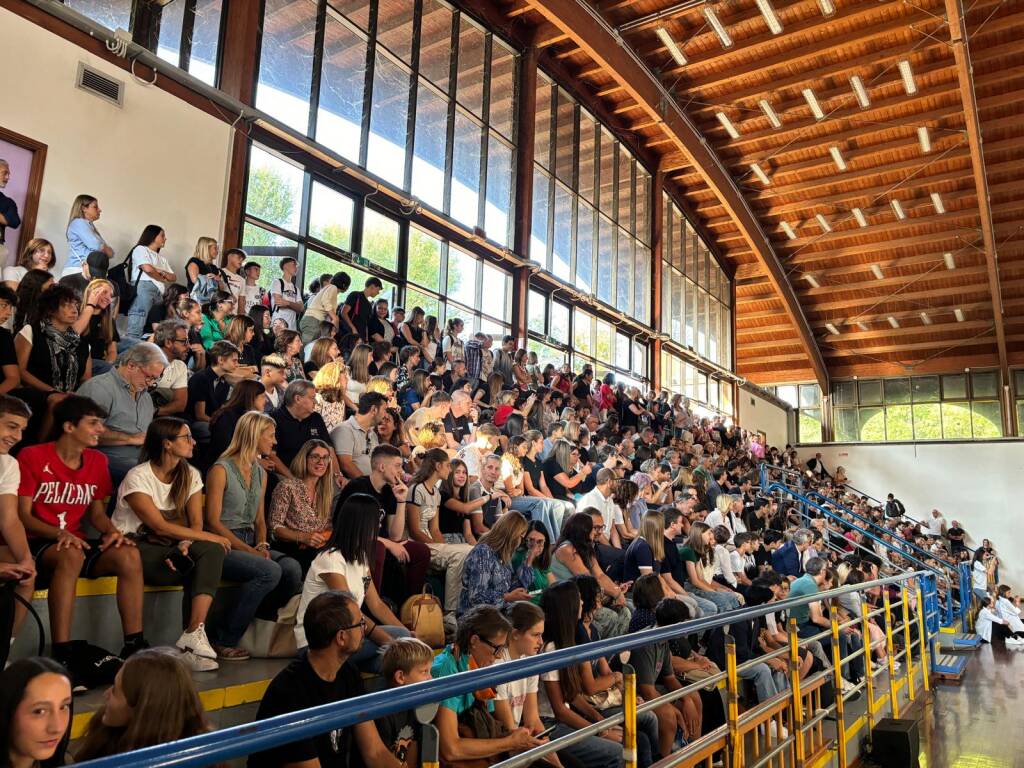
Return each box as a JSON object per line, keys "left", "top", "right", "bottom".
{"left": 75, "top": 63, "right": 124, "bottom": 107}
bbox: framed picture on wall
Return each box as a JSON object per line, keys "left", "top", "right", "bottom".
{"left": 0, "top": 126, "right": 48, "bottom": 266}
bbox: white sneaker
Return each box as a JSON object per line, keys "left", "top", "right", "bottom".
{"left": 180, "top": 650, "right": 219, "bottom": 672}
{"left": 891, "top": 659, "right": 901, "bottom": 671}
{"left": 1006, "top": 637, "right": 1024, "bottom": 647}
{"left": 176, "top": 623, "right": 217, "bottom": 660}
{"left": 769, "top": 721, "right": 789, "bottom": 741}
{"left": 840, "top": 678, "right": 855, "bottom": 693}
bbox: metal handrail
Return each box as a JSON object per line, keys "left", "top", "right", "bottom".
{"left": 76, "top": 571, "right": 929, "bottom": 768}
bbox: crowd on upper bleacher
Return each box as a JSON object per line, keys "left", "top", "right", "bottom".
{"left": 0, "top": 185, "right": 1020, "bottom": 768}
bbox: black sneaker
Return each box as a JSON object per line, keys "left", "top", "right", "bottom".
{"left": 56, "top": 640, "right": 123, "bottom": 693}
{"left": 120, "top": 636, "right": 150, "bottom": 659}
{"left": 54, "top": 641, "right": 90, "bottom": 695}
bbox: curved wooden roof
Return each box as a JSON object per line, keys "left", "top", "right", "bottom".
{"left": 490, "top": 0, "right": 1024, "bottom": 385}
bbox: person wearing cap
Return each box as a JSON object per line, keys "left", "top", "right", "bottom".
{"left": 58, "top": 250, "right": 111, "bottom": 296}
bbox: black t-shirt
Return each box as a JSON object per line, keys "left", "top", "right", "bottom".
{"left": 662, "top": 535, "right": 686, "bottom": 586}
{"left": 439, "top": 490, "right": 465, "bottom": 536}
{"left": 521, "top": 456, "right": 543, "bottom": 492}
{"left": 352, "top": 708, "right": 419, "bottom": 768}
{"left": 186, "top": 366, "right": 229, "bottom": 420}
{"left": 444, "top": 413, "right": 471, "bottom": 444}
{"left": 0, "top": 328, "right": 16, "bottom": 387}
{"left": 542, "top": 455, "right": 571, "bottom": 501}
{"left": 248, "top": 654, "right": 364, "bottom": 768}
{"left": 572, "top": 379, "right": 591, "bottom": 403}
{"left": 367, "top": 315, "right": 389, "bottom": 343}
{"left": 185, "top": 257, "right": 219, "bottom": 291}
{"left": 337, "top": 475, "right": 397, "bottom": 537}
{"left": 271, "top": 405, "right": 330, "bottom": 468}
{"left": 343, "top": 291, "right": 375, "bottom": 340}
{"left": 82, "top": 314, "right": 119, "bottom": 360}
{"left": 620, "top": 397, "right": 639, "bottom": 429}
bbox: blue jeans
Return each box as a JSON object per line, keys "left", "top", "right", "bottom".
{"left": 690, "top": 586, "right": 741, "bottom": 613}
{"left": 738, "top": 662, "right": 788, "bottom": 703}
{"left": 509, "top": 496, "right": 573, "bottom": 540}
{"left": 210, "top": 528, "right": 303, "bottom": 647}
{"left": 350, "top": 624, "right": 410, "bottom": 673}
{"left": 545, "top": 722, "right": 621, "bottom": 768}
{"left": 682, "top": 592, "right": 719, "bottom": 618}
{"left": 125, "top": 280, "right": 161, "bottom": 340}
{"left": 91, "top": 358, "right": 113, "bottom": 376}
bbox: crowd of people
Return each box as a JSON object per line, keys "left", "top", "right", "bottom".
{"left": 0, "top": 198, "right": 1017, "bottom": 768}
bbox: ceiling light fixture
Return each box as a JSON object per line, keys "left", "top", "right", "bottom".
{"left": 920, "top": 312, "right": 932, "bottom": 325}
{"left": 825, "top": 322, "right": 840, "bottom": 335}
{"left": 829, "top": 145, "right": 847, "bottom": 171}
{"left": 750, "top": 163, "right": 771, "bottom": 185}
{"left": 852, "top": 207, "right": 868, "bottom": 227}
{"left": 850, "top": 75, "right": 870, "bottom": 108}
{"left": 805, "top": 274, "right": 820, "bottom": 288}
{"left": 780, "top": 221, "right": 797, "bottom": 240}
{"left": 898, "top": 59, "right": 917, "bottom": 95}
{"left": 954, "top": 308, "right": 965, "bottom": 322}
{"left": 703, "top": 6, "right": 734, "bottom": 48}
{"left": 931, "top": 192, "right": 945, "bottom": 214}
{"left": 891, "top": 199, "right": 906, "bottom": 220}
{"left": 655, "top": 27, "right": 688, "bottom": 67}
{"left": 802, "top": 88, "right": 825, "bottom": 120}
{"left": 758, "top": 99, "right": 782, "bottom": 129}
{"left": 815, "top": 213, "right": 832, "bottom": 232}
{"left": 754, "top": 0, "right": 784, "bottom": 34}
{"left": 888, "top": 316, "right": 900, "bottom": 328}
{"left": 943, "top": 252, "right": 955, "bottom": 270}
{"left": 856, "top": 321, "right": 870, "bottom": 331}
{"left": 818, "top": 0, "right": 836, "bottom": 16}
{"left": 715, "top": 111, "right": 740, "bottom": 139}
{"left": 917, "top": 125, "right": 931, "bottom": 153}
{"left": 871, "top": 264, "right": 884, "bottom": 280}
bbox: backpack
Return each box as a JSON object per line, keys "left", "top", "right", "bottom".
{"left": 190, "top": 272, "right": 220, "bottom": 304}
{"left": 108, "top": 254, "right": 141, "bottom": 316}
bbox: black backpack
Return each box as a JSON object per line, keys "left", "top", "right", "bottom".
{"left": 108, "top": 254, "right": 142, "bottom": 316}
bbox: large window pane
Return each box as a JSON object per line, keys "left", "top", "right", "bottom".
{"left": 450, "top": 111, "right": 482, "bottom": 228}
{"left": 598, "top": 128, "right": 615, "bottom": 217}
{"left": 456, "top": 17, "right": 485, "bottom": 117}
{"left": 528, "top": 339, "right": 566, "bottom": 369}
{"left": 377, "top": 0, "right": 415, "bottom": 63}
{"left": 885, "top": 405, "right": 913, "bottom": 440}
{"left": 481, "top": 263, "right": 510, "bottom": 322}
{"left": 912, "top": 376, "right": 940, "bottom": 401}
{"left": 361, "top": 208, "right": 400, "bottom": 271}
{"left": 941, "top": 402, "right": 972, "bottom": 438}
{"left": 597, "top": 218, "right": 614, "bottom": 304}
{"left": 833, "top": 380, "right": 856, "bottom": 406}
{"left": 485, "top": 135, "right": 512, "bottom": 247}
{"left": 411, "top": 84, "right": 448, "bottom": 210}
{"left": 316, "top": 15, "right": 366, "bottom": 162}
{"left": 858, "top": 379, "right": 882, "bottom": 406}
{"left": 447, "top": 248, "right": 478, "bottom": 307}
{"left": 635, "top": 245, "right": 650, "bottom": 326}
{"left": 489, "top": 43, "right": 516, "bottom": 140}
{"left": 530, "top": 172, "right": 550, "bottom": 265}
{"left": 552, "top": 184, "right": 573, "bottom": 281}
{"left": 66, "top": 0, "right": 131, "bottom": 33}
{"left": 257, "top": 0, "right": 316, "bottom": 132}
{"left": 594, "top": 321, "right": 613, "bottom": 365}
{"left": 309, "top": 182, "right": 355, "bottom": 250}
{"left": 576, "top": 204, "right": 595, "bottom": 293}
{"left": 942, "top": 374, "right": 967, "bottom": 400}
{"left": 858, "top": 407, "right": 884, "bottom": 441}
{"left": 366, "top": 52, "right": 410, "bottom": 188}
{"left": 419, "top": 0, "right": 453, "bottom": 90}
{"left": 972, "top": 371, "right": 998, "bottom": 399}
{"left": 242, "top": 223, "right": 299, "bottom": 268}
{"left": 616, "top": 230, "right": 633, "bottom": 314}
{"left": 615, "top": 334, "right": 630, "bottom": 370}
{"left": 617, "top": 150, "right": 632, "bottom": 227}
{"left": 528, "top": 290, "right": 546, "bottom": 334}
{"left": 406, "top": 288, "right": 441, "bottom": 321}
{"left": 407, "top": 227, "right": 442, "bottom": 291}
{"left": 188, "top": 0, "right": 223, "bottom": 85}
{"left": 884, "top": 378, "right": 911, "bottom": 404}
{"left": 246, "top": 147, "right": 304, "bottom": 234}
{"left": 972, "top": 402, "right": 1002, "bottom": 437}
{"left": 578, "top": 111, "right": 597, "bottom": 204}
{"left": 912, "top": 403, "right": 941, "bottom": 439}
{"left": 834, "top": 408, "right": 858, "bottom": 441}
{"left": 555, "top": 90, "right": 575, "bottom": 186}
{"left": 551, "top": 303, "right": 570, "bottom": 344}
{"left": 574, "top": 313, "right": 593, "bottom": 357}
{"left": 534, "top": 77, "right": 552, "bottom": 171}
{"left": 636, "top": 168, "right": 650, "bottom": 243}
{"left": 157, "top": 1, "right": 186, "bottom": 67}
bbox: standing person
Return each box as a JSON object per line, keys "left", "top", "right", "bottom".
{"left": 184, "top": 236, "right": 223, "bottom": 295}
{"left": 0, "top": 160, "right": 20, "bottom": 266}
{"left": 270, "top": 257, "right": 303, "bottom": 331}
{"left": 367, "top": 298, "right": 396, "bottom": 347}
{"left": 300, "top": 272, "right": 349, "bottom": 344}
{"left": 442, "top": 318, "right": 465, "bottom": 365}
{"left": 125, "top": 226, "right": 176, "bottom": 342}
{"left": 340, "top": 277, "right": 383, "bottom": 341}
{"left": 219, "top": 248, "right": 247, "bottom": 314}
{"left": 64, "top": 195, "right": 112, "bottom": 278}
{"left": 111, "top": 418, "right": 229, "bottom": 673}
{"left": 17, "top": 396, "right": 146, "bottom": 688}
{"left": 0, "top": 658, "right": 73, "bottom": 768}
{"left": 241, "top": 261, "right": 264, "bottom": 313}
{"left": 398, "top": 306, "right": 431, "bottom": 361}
{"left": 492, "top": 335, "right": 516, "bottom": 388}
{"left": 205, "top": 412, "right": 301, "bottom": 660}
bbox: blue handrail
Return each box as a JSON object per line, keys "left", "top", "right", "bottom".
{"left": 76, "top": 571, "right": 929, "bottom": 768}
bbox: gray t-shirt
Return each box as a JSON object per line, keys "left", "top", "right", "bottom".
{"left": 632, "top": 639, "right": 673, "bottom": 686}
{"left": 468, "top": 480, "right": 504, "bottom": 528}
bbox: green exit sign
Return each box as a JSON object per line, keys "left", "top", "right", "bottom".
{"left": 351, "top": 253, "right": 372, "bottom": 269}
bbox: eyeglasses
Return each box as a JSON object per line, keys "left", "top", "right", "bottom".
{"left": 338, "top": 617, "right": 367, "bottom": 632}
{"left": 173, "top": 433, "right": 196, "bottom": 443}
{"left": 526, "top": 536, "right": 546, "bottom": 547}
{"left": 478, "top": 636, "right": 505, "bottom": 657}
{"left": 172, "top": 337, "right": 189, "bottom": 346}
{"left": 307, "top": 453, "right": 331, "bottom": 464}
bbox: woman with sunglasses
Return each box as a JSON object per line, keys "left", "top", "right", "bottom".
{"left": 293, "top": 493, "right": 410, "bottom": 673}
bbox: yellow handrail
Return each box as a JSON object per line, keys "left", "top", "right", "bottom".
{"left": 788, "top": 619, "right": 806, "bottom": 768}
{"left": 860, "top": 601, "right": 876, "bottom": 717}
{"left": 883, "top": 592, "right": 900, "bottom": 719}
{"left": 725, "top": 638, "right": 742, "bottom": 766}
{"left": 901, "top": 586, "right": 915, "bottom": 704}
{"left": 915, "top": 585, "right": 931, "bottom": 695}
{"left": 624, "top": 664, "right": 638, "bottom": 768}
{"left": 829, "top": 604, "right": 848, "bottom": 767}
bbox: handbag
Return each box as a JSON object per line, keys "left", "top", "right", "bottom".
{"left": 238, "top": 594, "right": 301, "bottom": 658}
{"left": 400, "top": 585, "right": 445, "bottom": 648}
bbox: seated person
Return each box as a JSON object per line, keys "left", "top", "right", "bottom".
{"left": 206, "top": 379, "right": 267, "bottom": 466}
{"left": 186, "top": 339, "right": 238, "bottom": 425}
{"left": 0, "top": 396, "right": 33, "bottom": 662}
{"left": 111, "top": 417, "right": 229, "bottom": 673}
{"left": 332, "top": 391, "right": 387, "bottom": 480}
{"left": 17, "top": 395, "right": 145, "bottom": 688}
{"left": 377, "top": 638, "right": 435, "bottom": 765}
{"left": 248, "top": 591, "right": 404, "bottom": 768}
{"left": 268, "top": 439, "right": 336, "bottom": 575}
{"left": 458, "top": 511, "right": 535, "bottom": 615}
{"left": 151, "top": 319, "right": 190, "bottom": 416}
{"left": 622, "top": 509, "right": 667, "bottom": 584}
{"left": 679, "top": 522, "right": 742, "bottom": 613}
{"left": 294, "top": 493, "right": 410, "bottom": 672}
{"left": 205, "top": 411, "right": 302, "bottom": 661}
{"left": 432, "top": 605, "right": 545, "bottom": 765}
{"left": 74, "top": 279, "right": 118, "bottom": 376}
{"left": 438, "top": 457, "right": 487, "bottom": 543}
{"left": 0, "top": 657, "right": 73, "bottom": 768}
{"left": 269, "top": 380, "right": 335, "bottom": 476}
{"left": 312, "top": 361, "right": 352, "bottom": 432}
{"left": 790, "top": 557, "right": 862, "bottom": 690}
{"left": 0, "top": 286, "right": 21, "bottom": 395}
{"left": 259, "top": 354, "right": 287, "bottom": 412}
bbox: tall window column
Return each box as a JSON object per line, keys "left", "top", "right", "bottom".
{"left": 511, "top": 39, "right": 539, "bottom": 345}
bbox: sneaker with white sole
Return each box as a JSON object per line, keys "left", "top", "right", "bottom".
{"left": 179, "top": 650, "right": 219, "bottom": 672}
{"left": 176, "top": 623, "right": 217, "bottom": 660}
{"left": 1006, "top": 636, "right": 1024, "bottom": 647}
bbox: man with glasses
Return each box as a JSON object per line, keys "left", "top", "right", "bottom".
{"left": 270, "top": 380, "right": 337, "bottom": 478}
{"left": 249, "top": 590, "right": 403, "bottom": 768}
{"left": 332, "top": 391, "right": 387, "bottom": 479}
{"left": 77, "top": 341, "right": 167, "bottom": 489}
{"left": 151, "top": 319, "right": 190, "bottom": 416}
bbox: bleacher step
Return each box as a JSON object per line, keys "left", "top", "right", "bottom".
{"left": 936, "top": 631, "right": 982, "bottom": 650}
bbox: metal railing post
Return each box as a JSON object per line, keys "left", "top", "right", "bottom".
{"left": 915, "top": 585, "right": 932, "bottom": 694}
{"left": 623, "top": 663, "right": 638, "bottom": 768}
{"left": 421, "top": 723, "right": 440, "bottom": 768}
{"left": 860, "top": 601, "right": 876, "bottom": 718}
{"left": 828, "top": 604, "right": 848, "bottom": 767}
{"left": 901, "top": 587, "right": 915, "bottom": 704}
{"left": 883, "top": 592, "right": 899, "bottom": 719}
{"left": 725, "top": 637, "right": 742, "bottom": 768}
{"left": 788, "top": 618, "right": 806, "bottom": 768}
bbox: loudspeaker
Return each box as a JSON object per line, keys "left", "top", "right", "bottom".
{"left": 869, "top": 717, "right": 920, "bottom": 767}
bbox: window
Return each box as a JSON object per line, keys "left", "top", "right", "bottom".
{"left": 660, "top": 349, "right": 733, "bottom": 420}
{"left": 831, "top": 372, "right": 1003, "bottom": 441}
{"left": 531, "top": 77, "right": 652, "bottom": 324}
{"left": 256, "top": 0, "right": 516, "bottom": 247}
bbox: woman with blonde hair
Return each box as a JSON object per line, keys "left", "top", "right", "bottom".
{"left": 346, "top": 342, "right": 371, "bottom": 403}
{"left": 268, "top": 439, "right": 336, "bottom": 574}
{"left": 205, "top": 411, "right": 301, "bottom": 659}
{"left": 75, "top": 278, "right": 118, "bottom": 374}
{"left": 365, "top": 374, "right": 397, "bottom": 408}
{"left": 622, "top": 509, "right": 667, "bottom": 584}
{"left": 185, "top": 236, "right": 223, "bottom": 294}
{"left": 75, "top": 649, "right": 212, "bottom": 760}
{"left": 458, "top": 511, "right": 536, "bottom": 615}
{"left": 64, "top": 194, "right": 112, "bottom": 277}
{"left": 312, "top": 360, "right": 352, "bottom": 431}
{"left": 4, "top": 237, "right": 55, "bottom": 289}
{"left": 307, "top": 336, "right": 340, "bottom": 376}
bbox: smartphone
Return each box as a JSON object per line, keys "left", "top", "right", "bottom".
{"left": 168, "top": 550, "right": 195, "bottom": 576}
{"left": 528, "top": 589, "right": 544, "bottom": 596}
{"left": 535, "top": 725, "right": 556, "bottom": 739}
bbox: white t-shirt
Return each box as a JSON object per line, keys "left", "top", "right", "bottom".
{"left": 130, "top": 245, "right": 172, "bottom": 294}
{"left": 243, "top": 284, "right": 263, "bottom": 313}
{"left": 156, "top": 359, "right": 189, "bottom": 391}
{"left": 537, "top": 642, "right": 568, "bottom": 720}
{"left": 458, "top": 444, "right": 487, "bottom": 479}
{"left": 495, "top": 648, "right": 538, "bottom": 726}
{"left": 222, "top": 269, "right": 245, "bottom": 301}
{"left": 925, "top": 515, "right": 945, "bottom": 537}
{"left": 973, "top": 560, "right": 989, "bottom": 591}
{"left": 295, "top": 548, "right": 370, "bottom": 647}
{"left": 306, "top": 284, "right": 340, "bottom": 322}
{"left": 271, "top": 277, "right": 300, "bottom": 330}
{"left": 0, "top": 454, "right": 20, "bottom": 495}
{"left": 411, "top": 481, "right": 441, "bottom": 534}
{"left": 575, "top": 487, "right": 622, "bottom": 538}
{"left": 112, "top": 462, "right": 204, "bottom": 534}
{"left": 2, "top": 266, "right": 35, "bottom": 286}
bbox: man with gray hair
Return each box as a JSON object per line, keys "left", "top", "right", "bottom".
{"left": 270, "top": 379, "right": 333, "bottom": 475}
{"left": 0, "top": 160, "right": 19, "bottom": 264}
{"left": 76, "top": 342, "right": 168, "bottom": 488}
{"left": 771, "top": 527, "right": 813, "bottom": 580}
{"left": 152, "top": 319, "right": 190, "bottom": 416}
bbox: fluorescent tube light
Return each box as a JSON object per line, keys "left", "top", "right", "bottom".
{"left": 943, "top": 252, "right": 955, "bottom": 270}
{"left": 780, "top": 221, "right": 797, "bottom": 240}
{"left": 805, "top": 274, "right": 820, "bottom": 288}
{"left": 917, "top": 125, "right": 931, "bottom": 153}
{"left": 931, "top": 192, "right": 945, "bottom": 214}
{"left": 703, "top": 6, "right": 733, "bottom": 48}
{"left": 852, "top": 208, "right": 868, "bottom": 227}
{"left": 850, "top": 76, "right": 870, "bottom": 108}
{"left": 750, "top": 163, "right": 771, "bottom": 185}
{"left": 655, "top": 27, "right": 688, "bottom": 67}
{"left": 716, "top": 111, "right": 740, "bottom": 139}
{"left": 871, "top": 264, "right": 884, "bottom": 280}
{"left": 759, "top": 99, "right": 782, "bottom": 129}
{"left": 802, "top": 88, "right": 824, "bottom": 120}
{"left": 829, "top": 145, "right": 847, "bottom": 171}
{"left": 857, "top": 321, "right": 870, "bottom": 331}
{"left": 888, "top": 316, "right": 900, "bottom": 328}
{"left": 825, "top": 323, "right": 840, "bottom": 335}
{"left": 815, "top": 213, "right": 832, "bottom": 232}
{"left": 891, "top": 199, "right": 906, "bottom": 220}
{"left": 920, "top": 312, "right": 932, "bottom": 325}
{"left": 818, "top": 0, "right": 836, "bottom": 16}
{"left": 954, "top": 308, "right": 965, "bottom": 322}
{"left": 755, "top": 0, "right": 784, "bottom": 34}
{"left": 898, "top": 59, "right": 917, "bottom": 95}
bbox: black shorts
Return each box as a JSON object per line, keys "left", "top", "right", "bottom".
{"left": 29, "top": 538, "right": 107, "bottom": 580}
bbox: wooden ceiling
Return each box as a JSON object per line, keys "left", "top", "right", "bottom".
{"left": 486, "top": 0, "right": 1024, "bottom": 386}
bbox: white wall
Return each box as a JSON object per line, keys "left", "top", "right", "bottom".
{"left": 737, "top": 385, "right": 790, "bottom": 447}
{"left": 0, "top": 7, "right": 233, "bottom": 276}
{"left": 806, "top": 441, "right": 1024, "bottom": 587}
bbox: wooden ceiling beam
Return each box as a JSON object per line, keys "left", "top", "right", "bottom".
{"left": 736, "top": 249, "right": 974, "bottom": 281}
{"left": 814, "top": 318, "right": 992, "bottom": 342}
{"left": 797, "top": 280, "right": 1013, "bottom": 313}
{"left": 820, "top": 335, "right": 996, "bottom": 358}
{"left": 785, "top": 230, "right": 984, "bottom": 266}
{"left": 521, "top": 0, "right": 829, "bottom": 390}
